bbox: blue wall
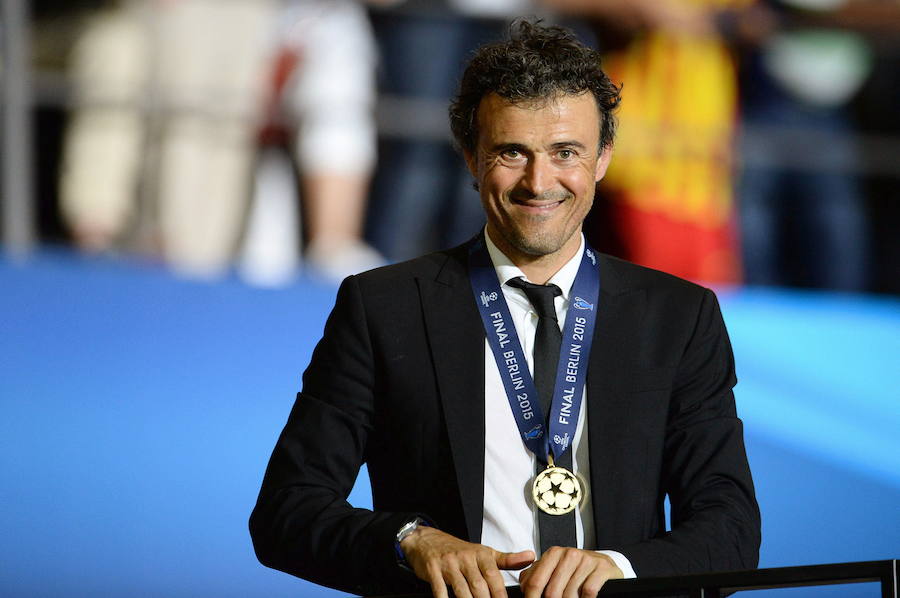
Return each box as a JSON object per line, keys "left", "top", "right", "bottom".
{"left": 2, "top": 252, "right": 897, "bottom": 597}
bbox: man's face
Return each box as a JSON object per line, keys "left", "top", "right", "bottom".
{"left": 464, "top": 92, "right": 612, "bottom": 264}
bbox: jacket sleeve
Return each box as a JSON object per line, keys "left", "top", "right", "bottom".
{"left": 249, "top": 275, "right": 427, "bottom": 596}
{"left": 617, "top": 288, "right": 761, "bottom": 577}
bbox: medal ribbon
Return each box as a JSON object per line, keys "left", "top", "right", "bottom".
{"left": 468, "top": 235, "right": 600, "bottom": 463}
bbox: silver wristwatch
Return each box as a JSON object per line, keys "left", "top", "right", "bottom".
{"left": 394, "top": 516, "right": 429, "bottom": 570}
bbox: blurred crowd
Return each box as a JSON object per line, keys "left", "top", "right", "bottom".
{"left": 22, "top": 0, "right": 900, "bottom": 291}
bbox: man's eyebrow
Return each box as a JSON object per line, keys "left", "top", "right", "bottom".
{"left": 549, "top": 140, "right": 587, "bottom": 150}
{"left": 488, "top": 142, "right": 528, "bottom": 153}
{"left": 487, "top": 141, "right": 589, "bottom": 153}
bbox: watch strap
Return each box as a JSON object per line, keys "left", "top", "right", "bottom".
{"left": 394, "top": 516, "right": 431, "bottom": 570}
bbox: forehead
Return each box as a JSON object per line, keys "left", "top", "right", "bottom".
{"left": 475, "top": 92, "right": 600, "bottom": 146}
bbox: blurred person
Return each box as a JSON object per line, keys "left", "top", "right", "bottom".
{"left": 60, "top": 0, "right": 383, "bottom": 283}
{"left": 59, "top": 0, "right": 147, "bottom": 253}
{"left": 737, "top": 0, "right": 874, "bottom": 291}
{"left": 544, "top": 0, "right": 761, "bottom": 284}
{"left": 60, "top": 0, "right": 279, "bottom": 278}
{"left": 851, "top": 5, "right": 900, "bottom": 294}
{"left": 366, "top": 0, "right": 537, "bottom": 262}
{"left": 241, "top": 0, "right": 385, "bottom": 285}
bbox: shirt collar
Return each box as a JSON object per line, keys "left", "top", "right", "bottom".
{"left": 483, "top": 227, "right": 584, "bottom": 302}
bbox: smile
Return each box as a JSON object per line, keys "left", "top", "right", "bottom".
{"left": 511, "top": 199, "right": 565, "bottom": 214}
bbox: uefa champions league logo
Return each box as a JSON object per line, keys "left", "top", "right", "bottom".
{"left": 480, "top": 291, "right": 498, "bottom": 307}
{"left": 533, "top": 460, "right": 582, "bottom": 515}
{"left": 553, "top": 432, "right": 571, "bottom": 452}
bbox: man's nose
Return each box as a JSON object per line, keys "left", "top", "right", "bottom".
{"left": 520, "top": 154, "right": 554, "bottom": 196}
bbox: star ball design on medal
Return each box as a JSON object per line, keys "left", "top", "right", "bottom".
{"left": 532, "top": 460, "right": 582, "bottom": 515}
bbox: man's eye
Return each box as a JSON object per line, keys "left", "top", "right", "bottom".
{"left": 501, "top": 149, "right": 522, "bottom": 160}
{"left": 557, "top": 149, "right": 575, "bottom": 160}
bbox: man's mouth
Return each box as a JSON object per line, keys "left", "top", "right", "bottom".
{"left": 512, "top": 199, "right": 564, "bottom": 212}
{"left": 510, "top": 192, "right": 569, "bottom": 212}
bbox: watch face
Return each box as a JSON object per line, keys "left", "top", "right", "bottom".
{"left": 397, "top": 518, "right": 420, "bottom": 542}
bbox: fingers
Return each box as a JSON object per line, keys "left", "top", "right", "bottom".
{"left": 480, "top": 552, "right": 511, "bottom": 597}
{"left": 425, "top": 552, "right": 503, "bottom": 598}
{"left": 575, "top": 568, "right": 610, "bottom": 598}
{"left": 563, "top": 557, "right": 602, "bottom": 598}
{"left": 448, "top": 552, "right": 507, "bottom": 598}
{"left": 403, "top": 528, "right": 509, "bottom": 598}
{"left": 543, "top": 548, "right": 582, "bottom": 598}
{"left": 520, "top": 546, "right": 563, "bottom": 598}
{"left": 426, "top": 560, "right": 449, "bottom": 598}
{"left": 461, "top": 556, "right": 500, "bottom": 598}
{"left": 485, "top": 567, "right": 509, "bottom": 598}
{"left": 448, "top": 562, "right": 475, "bottom": 598}
{"left": 519, "top": 548, "right": 616, "bottom": 598}
{"left": 496, "top": 549, "right": 535, "bottom": 571}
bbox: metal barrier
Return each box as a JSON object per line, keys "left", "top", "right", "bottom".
{"left": 371, "top": 559, "right": 898, "bottom": 598}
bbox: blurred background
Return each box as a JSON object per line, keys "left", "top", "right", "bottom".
{"left": 1, "top": 0, "right": 898, "bottom": 596}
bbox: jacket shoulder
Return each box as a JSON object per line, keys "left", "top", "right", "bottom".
{"left": 599, "top": 253, "right": 713, "bottom": 300}
{"left": 350, "top": 242, "right": 470, "bottom": 291}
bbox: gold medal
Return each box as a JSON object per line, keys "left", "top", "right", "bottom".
{"left": 531, "top": 455, "right": 582, "bottom": 515}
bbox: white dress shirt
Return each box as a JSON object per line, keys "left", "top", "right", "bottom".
{"left": 479, "top": 231, "right": 636, "bottom": 585}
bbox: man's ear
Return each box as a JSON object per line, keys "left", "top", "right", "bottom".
{"left": 594, "top": 145, "right": 613, "bottom": 182}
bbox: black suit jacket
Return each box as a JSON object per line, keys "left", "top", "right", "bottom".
{"left": 250, "top": 240, "right": 761, "bottom": 596}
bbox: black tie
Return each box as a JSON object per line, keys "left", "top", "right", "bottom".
{"left": 506, "top": 277, "right": 577, "bottom": 554}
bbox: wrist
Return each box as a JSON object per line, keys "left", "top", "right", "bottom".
{"left": 394, "top": 516, "right": 431, "bottom": 570}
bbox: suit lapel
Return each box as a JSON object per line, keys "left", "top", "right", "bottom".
{"left": 417, "top": 249, "right": 646, "bottom": 545}
{"left": 419, "top": 248, "right": 486, "bottom": 543}
{"left": 587, "top": 256, "right": 646, "bottom": 546}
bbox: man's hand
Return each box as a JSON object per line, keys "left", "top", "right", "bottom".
{"left": 518, "top": 547, "right": 624, "bottom": 598}
{"left": 401, "top": 527, "right": 535, "bottom": 598}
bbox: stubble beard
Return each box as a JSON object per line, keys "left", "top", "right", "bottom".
{"left": 504, "top": 223, "right": 567, "bottom": 257}
{"left": 499, "top": 189, "right": 579, "bottom": 258}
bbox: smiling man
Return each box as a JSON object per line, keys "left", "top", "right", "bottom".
{"left": 251, "top": 21, "right": 760, "bottom": 598}
{"left": 463, "top": 91, "right": 610, "bottom": 285}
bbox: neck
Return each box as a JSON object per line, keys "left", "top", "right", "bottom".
{"left": 486, "top": 227, "right": 581, "bottom": 285}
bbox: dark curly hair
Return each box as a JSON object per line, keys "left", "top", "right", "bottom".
{"left": 449, "top": 20, "right": 621, "bottom": 155}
